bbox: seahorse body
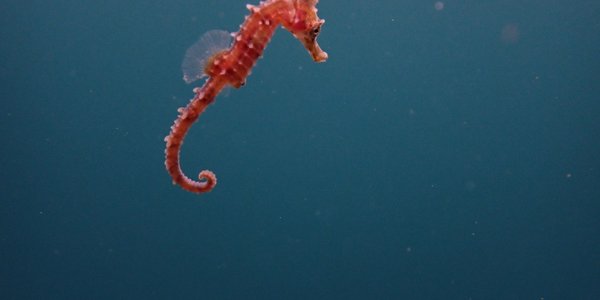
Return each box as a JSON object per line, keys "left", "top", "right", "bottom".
{"left": 165, "top": 0, "right": 327, "bottom": 194}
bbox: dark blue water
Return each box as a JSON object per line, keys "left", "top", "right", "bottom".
{"left": 2, "top": 0, "right": 599, "bottom": 299}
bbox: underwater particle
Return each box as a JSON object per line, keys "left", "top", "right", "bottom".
{"left": 501, "top": 23, "right": 520, "bottom": 44}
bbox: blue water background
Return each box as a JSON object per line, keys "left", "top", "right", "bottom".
{"left": 1, "top": 0, "right": 599, "bottom": 298}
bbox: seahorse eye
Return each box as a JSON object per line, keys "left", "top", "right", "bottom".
{"left": 312, "top": 26, "right": 320, "bottom": 35}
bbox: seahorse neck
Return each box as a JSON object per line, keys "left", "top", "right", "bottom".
{"left": 211, "top": 1, "right": 295, "bottom": 88}
{"left": 236, "top": 1, "right": 294, "bottom": 51}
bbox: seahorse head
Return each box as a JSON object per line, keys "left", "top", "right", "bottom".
{"left": 282, "top": 0, "right": 328, "bottom": 62}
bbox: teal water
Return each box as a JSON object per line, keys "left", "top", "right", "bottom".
{"left": 1, "top": 0, "right": 599, "bottom": 298}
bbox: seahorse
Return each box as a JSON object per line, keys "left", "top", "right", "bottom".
{"left": 164, "top": 0, "right": 328, "bottom": 194}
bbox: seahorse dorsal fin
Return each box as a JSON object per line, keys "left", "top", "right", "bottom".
{"left": 181, "top": 30, "right": 232, "bottom": 84}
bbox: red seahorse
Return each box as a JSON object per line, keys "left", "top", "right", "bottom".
{"left": 164, "top": 0, "right": 328, "bottom": 194}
